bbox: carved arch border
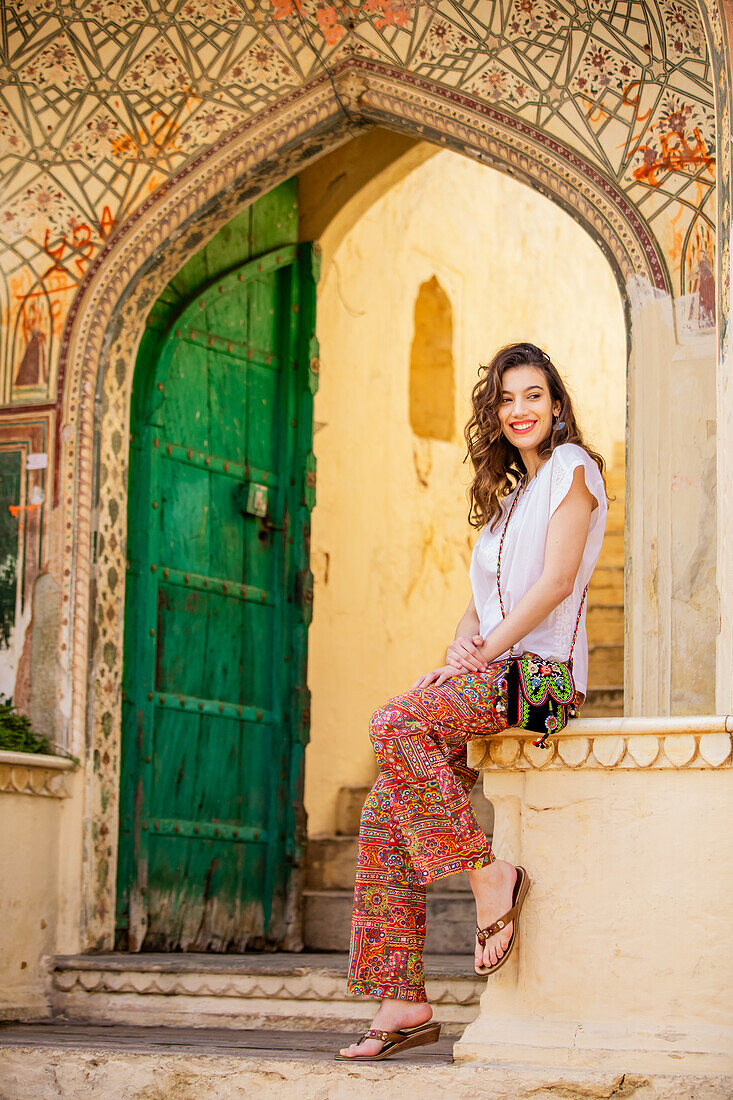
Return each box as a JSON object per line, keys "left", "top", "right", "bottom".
{"left": 63, "top": 65, "right": 674, "bottom": 947}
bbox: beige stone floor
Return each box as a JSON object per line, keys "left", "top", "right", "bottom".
{"left": 1, "top": 1022, "right": 731, "bottom": 1099}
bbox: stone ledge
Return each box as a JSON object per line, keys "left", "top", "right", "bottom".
{"left": 50, "top": 953, "right": 483, "bottom": 1029}
{"left": 468, "top": 715, "right": 733, "bottom": 770}
{"left": 0, "top": 750, "right": 75, "bottom": 798}
{"left": 0, "top": 1042, "right": 730, "bottom": 1099}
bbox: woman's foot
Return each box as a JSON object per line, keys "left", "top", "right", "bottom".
{"left": 467, "top": 858, "right": 518, "bottom": 970}
{"left": 338, "top": 999, "right": 433, "bottom": 1058}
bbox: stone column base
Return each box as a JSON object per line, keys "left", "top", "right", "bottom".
{"left": 454, "top": 1015, "right": 733, "bottom": 1075}
{"left": 455, "top": 721, "right": 733, "bottom": 1078}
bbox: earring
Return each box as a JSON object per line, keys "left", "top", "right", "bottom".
{"left": 553, "top": 414, "right": 565, "bottom": 431}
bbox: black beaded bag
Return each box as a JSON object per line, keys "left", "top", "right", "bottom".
{"left": 495, "top": 477, "right": 586, "bottom": 749}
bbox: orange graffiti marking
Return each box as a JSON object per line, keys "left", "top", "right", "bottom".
{"left": 71, "top": 223, "right": 94, "bottom": 277}
{"left": 272, "top": 0, "right": 303, "bottom": 17}
{"left": 9, "top": 504, "right": 40, "bottom": 516}
{"left": 622, "top": 80, "right": 651, "bottom": 121}
{"left": 316, "top": 5, "right": 346, "bottom": 44}
{"left": 38, "top": 223, "right": 97, "bottom": 290}
{"left": 668, "top": 201, "right": 686, "bottom": 265}
{"left": 620, "top": 79, "right": 653, "bottom": 145}
{"left": 42, "top": 228, "right": 67, "bottom": 274}
{"left": 99, "top": 205, "right": 116, "bottom": 239}
{"left": 111, "top": 99, "right": 198, "bottom": 160}
{"left": 363, "top": 0, "right": 412, "bottom": 28}
{"left": 578, "top": 93, "right": 609, "bottom": 124}
{"left": 632, "top": 127, "right": 715, "bottom": 185}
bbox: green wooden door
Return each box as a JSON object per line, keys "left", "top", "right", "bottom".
{"left": 117, "top": 192, "right": 317, "bottom": 952}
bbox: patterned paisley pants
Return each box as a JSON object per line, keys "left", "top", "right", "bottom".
{"left": 346, "top": 660, "right": 511, "bottom": 1003}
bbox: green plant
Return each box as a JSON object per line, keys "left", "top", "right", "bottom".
{"left": 0, "top": 695, "right": 52, "bottom": 755}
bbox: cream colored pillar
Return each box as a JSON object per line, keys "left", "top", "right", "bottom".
{"left": 715, "top": 297, "right": 733, "bottom": 715}
{"left": 626, "top": 281, "right": 718, "bottom": 715}
{"left": 454, "top": 719, "right": 733, "bottom": 1075}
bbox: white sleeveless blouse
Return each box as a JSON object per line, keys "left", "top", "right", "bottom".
{"left": 468, "top": 443, "right": 608, "bottom": 696}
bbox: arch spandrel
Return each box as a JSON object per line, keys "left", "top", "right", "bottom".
{"left": 0, "top": 1, "right": 718, "bottom": 411}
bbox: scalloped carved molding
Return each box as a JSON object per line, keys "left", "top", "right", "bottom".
{"left": 51, "top": 965, "right": 481, "bottom": 1007}
{"left": 0, "top": 751, "right": 74, "bottom": 798}
{"left": 469, "top": 723, "right": 733, "bottom": 771}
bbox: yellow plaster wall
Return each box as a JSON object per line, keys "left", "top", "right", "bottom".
{"left": 0, "top": 791, "right": 61, "bottom": 1019}
{"left": 304, "top": 149, "right": 626, "bottom": 836}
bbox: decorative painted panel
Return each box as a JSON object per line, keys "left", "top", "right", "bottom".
{"left": 0, "top": 1, "right": 719, "bottom": 414}
{"left": 0, "top": 417, "right": 49, "bottom": 699}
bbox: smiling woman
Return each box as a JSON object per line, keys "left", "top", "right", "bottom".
{"left": 460, "top": 341, "right": 606, "bottom": 524}
{"left": 338, "top": 341, "right": 609, "bottom": 1061}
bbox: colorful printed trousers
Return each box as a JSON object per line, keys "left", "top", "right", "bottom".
{"left": 346, "top": 661, "right": 511, "bottom": 1003}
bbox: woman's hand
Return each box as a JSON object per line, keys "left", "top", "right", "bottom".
{"left": 446, "top": 633, "right": 487, "bottom": 673}
{"left": 409, "top": 664, "right": 466, "bottom": 691}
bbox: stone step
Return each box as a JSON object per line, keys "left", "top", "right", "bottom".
{"left": 588, "top": 643, "right": 623, "bottom": 683}
{"left": 595, "top": 530, "right": 623, "bottom": 565}
{"left": 307, "top": 837, "right": 481, "bottom": 894}
{"left": 580, "top": 687, "right": 624, "bottom": 717}
{"left": 303, "top": 891, "right": 478, "bottom": 954}
{"left": 586, "top": 603, "right": 624, "bottom": 644}
{"left": 604, "top": 508, "right": 624, "bottom": 534}
{"left": 1, "top": 1021, "right": 704, "bottom": 1098}
{"left": 49, "top": 953, "right": 482, "bottom": 1031}
{"left": 307, "top": 835, "right": 360, "bottom": 891}
{"left": 588, "top": 565, "right": 624, "bottom": 602}
{"left": 605, "top": 468, "right": 625, "bottom": 494}
{"left": 335, "top": 786, "right": 371, "bottom": 836}
{"left": 332, "top": 784, "right": 493, "bottom": 846}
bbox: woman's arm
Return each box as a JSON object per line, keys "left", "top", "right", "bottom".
{"left": 447, "top": 594, "right": 487, "bottom": 673}
{"left": 475, "top": 466, "right": 597, "bottom": 664}
{"left": 454, "top": 594, "right": 480, "bottom": 640}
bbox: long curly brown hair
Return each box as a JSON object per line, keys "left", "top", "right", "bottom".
{"left": 464, "top": 342, "right": 609, "bottom": 531}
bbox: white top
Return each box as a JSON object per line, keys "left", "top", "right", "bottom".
{"left": 468, "top": 442, "right": 608, "bottom": 696}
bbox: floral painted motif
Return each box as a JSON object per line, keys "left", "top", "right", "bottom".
{"left": 508, "top": 0, "right": 567, "bottom": 37}
{"left": 87, "top": 0, "right": 148, "bottom": 21}
{"left": 16, "top": 0, "right": 56, "bottom": 15}
{"left": 347, "top": 665, "right": 509, "bottom": 1002}
{"left": 465, "top": 61, "right": 535, "bottom": 105}
{"left": 177, "top": 105, "right": 245, "bottom": 149}
{"left": 0, "top": 110, "right": 30, "bottom": 159}
{"left": 571, "top": 40, "right": 641, "bottom": 98}
{"left": 416, "top": 16, "right": 471, "bottom": 62}
{"left": 63, "top": 109, "right": 128, "bottom": 166}
{"left": 180, "top": 0, "right": 243, "bottom": 25}
{"left": 120, "top": 47, "right": 190, "bottom": 96}
{"left": 2, "top": 178, "right": 81, "bottom": 244}
{"left": 224, "top": 39, "right": 298, "bottom": 89}
{"left": 659, "top": 0, "right": 706, "bottom": 60}
{"left": 18, "top": 33, "right": 89, "bottom": 93}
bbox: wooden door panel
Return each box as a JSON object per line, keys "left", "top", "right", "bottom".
{"left": 118, "top": 229, "right": 317, "bottom": 952}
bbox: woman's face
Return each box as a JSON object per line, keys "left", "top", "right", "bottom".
{"left": 497, "top": 364, "right": 560, "bottom": 454}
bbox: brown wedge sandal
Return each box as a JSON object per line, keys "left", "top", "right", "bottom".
{"left": 334, "top": 1021, "right": 441, "bottom": 1061}
{"left": 474, "top": 864, "right": 531, "bottom": 976}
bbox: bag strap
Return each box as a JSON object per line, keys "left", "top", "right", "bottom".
{"left": 496, "top": 475, "right": 588, "bottom": 662}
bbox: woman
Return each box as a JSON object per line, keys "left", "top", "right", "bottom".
{"left": 337, "top": 342, "right": 609, "bottom": 1062}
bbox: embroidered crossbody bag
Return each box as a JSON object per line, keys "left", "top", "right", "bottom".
{"left": 495, "top": 476, "right": 587, "bottom": 749}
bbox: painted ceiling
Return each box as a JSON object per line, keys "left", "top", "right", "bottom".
{"left": 0, "top": 0, "right": 719, "bottom": 408}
